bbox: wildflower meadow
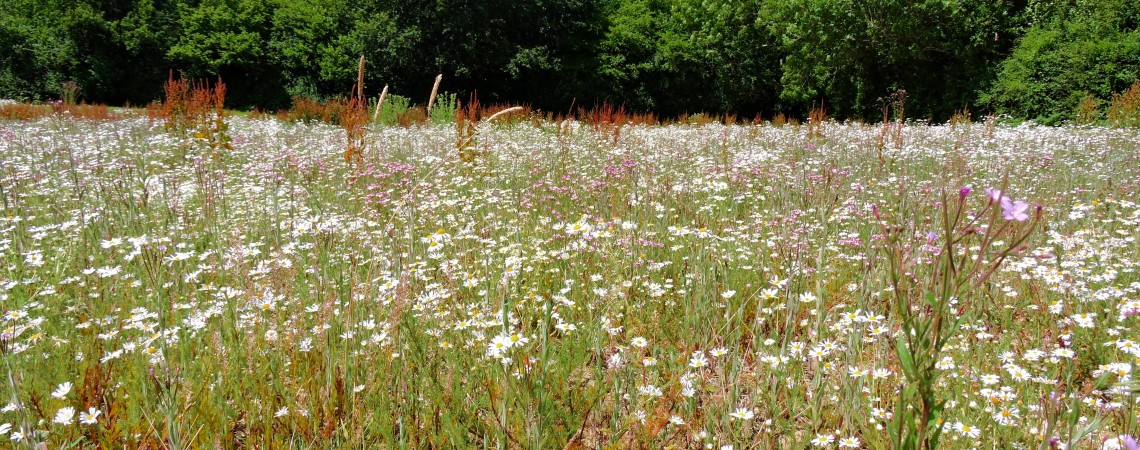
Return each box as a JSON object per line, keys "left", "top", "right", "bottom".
{"left": 1, "top": 111, "right": 1139, "bottom": 449}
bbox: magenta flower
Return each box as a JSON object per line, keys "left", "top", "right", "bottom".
{"left": 959, "top": 187, "right": 972, "bottom": 199}
{"left": 1000, "top": 197, "right": 1030, "bottom": 221}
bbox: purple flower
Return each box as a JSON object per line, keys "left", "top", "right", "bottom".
{"left": 1001, "top": 197, "right": 1030, "bottom": 221}
{"left": 926, "top": 231, "right": 938, "bottom": 243}
{"left": 985, "top": 188, "right": 1003, "bottom": 203}
{"left": 959, "top": 187, "right": 972, "bottom": 199}
{"left": 1123, "top": 435, "right": 1139, "bottom": 450}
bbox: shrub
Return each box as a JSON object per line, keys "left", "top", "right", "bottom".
{"left": 375, "top": 95, "right": 410, "bottom": 126}
{"left": 284, "top": 97, "right": 328, "bottom": 124}
{"left": 982, "top": 2, "right": 1140, "bottom": 122}
{"left": 1075, "top": 95, "right": 1101, "bottom": 124}
{"left": 1107, "top": 81, "right": 1140, "bottom": 128}
{"left": 429, "top": 92, "right": 458, "bottom": 124}
{"left": 0, "top": 101, "right": 115, "bottom": 121}
{"left": 148, "top": 73, "right": 231, "bottom": 155}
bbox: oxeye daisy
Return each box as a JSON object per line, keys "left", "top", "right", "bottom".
{"left": 487, "top": 335, "right": 512, "bottom": 357}
{"left": 953, "top": 422, "right": 980, "bottom": 439}
{"left": 993, "top": 406, "right": 1020, "bottom": 426}
{"left": 507, "top": 332, "right": 529, "bottom": 347}
{"left": 51, "top": 382, "right": 72, "bottom": 399}
{"left": 78, "top": 407, "right": 101, "bottom": 425}
{"left": 729, "top": 407, "right": 754, "bottom": 421}
{"left": 54, "top": 406, "right": 75, "bottom": 425}
{"left": 688, "top": 352, "right": 709, "bottom": 369}
{"left": 811, "top": 433, "right": 834, "bottom": 447}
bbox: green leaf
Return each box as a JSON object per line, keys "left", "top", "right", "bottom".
{"left": 896, "top": 338, "right": 917, "bottom": 380}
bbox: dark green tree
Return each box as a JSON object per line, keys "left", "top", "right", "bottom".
{"left": 113, "top": 0, "right": 183, "bottom": 104}
{"left": 763, "top": 0, "right": 1025, "bottom": 120}
{"left": 596, "top": 0, "right": 663, "bottom": 111}
{"left": 167, "top": 0, "right": 281, "bottom": 108}
{"left": 655, "top": 0, "right": 782, "bottom": 116}
{"left": 377, "top": 0, "right": 606, "bottom": 109}
{"left": 0, "top": 0, "right": 78, "bottom": 101}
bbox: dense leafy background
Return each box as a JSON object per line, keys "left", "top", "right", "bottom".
{"left": 1, "top": 0, "right": 1137, "bottom": 121}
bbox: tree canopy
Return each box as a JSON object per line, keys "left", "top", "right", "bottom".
{"left": 1, "top": 0, "right": 1137, "bottom": 121}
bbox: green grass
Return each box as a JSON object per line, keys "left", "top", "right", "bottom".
{"left": 0, "top": 115, "right": 1138, "bottom": 448}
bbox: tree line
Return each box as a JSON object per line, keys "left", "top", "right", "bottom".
{"left": 1, "top": 0, "right": 1137, "bottom": 122}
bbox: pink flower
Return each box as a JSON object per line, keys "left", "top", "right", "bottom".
{"left": 1000, "top": 197, "right": 1030, "bottom": 221}
{"left": 985, "top": 188, "right": 1003, "bottom": 203}
{"left": 1107, "top": 436, "right": 1140, "bottom": 450}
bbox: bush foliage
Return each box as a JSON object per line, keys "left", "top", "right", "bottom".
{"left": 981, "top": 0, "right": 1140, "bottom": 123}
{"left": 0, "top": 0, "right": 1137, "bottom": 122}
